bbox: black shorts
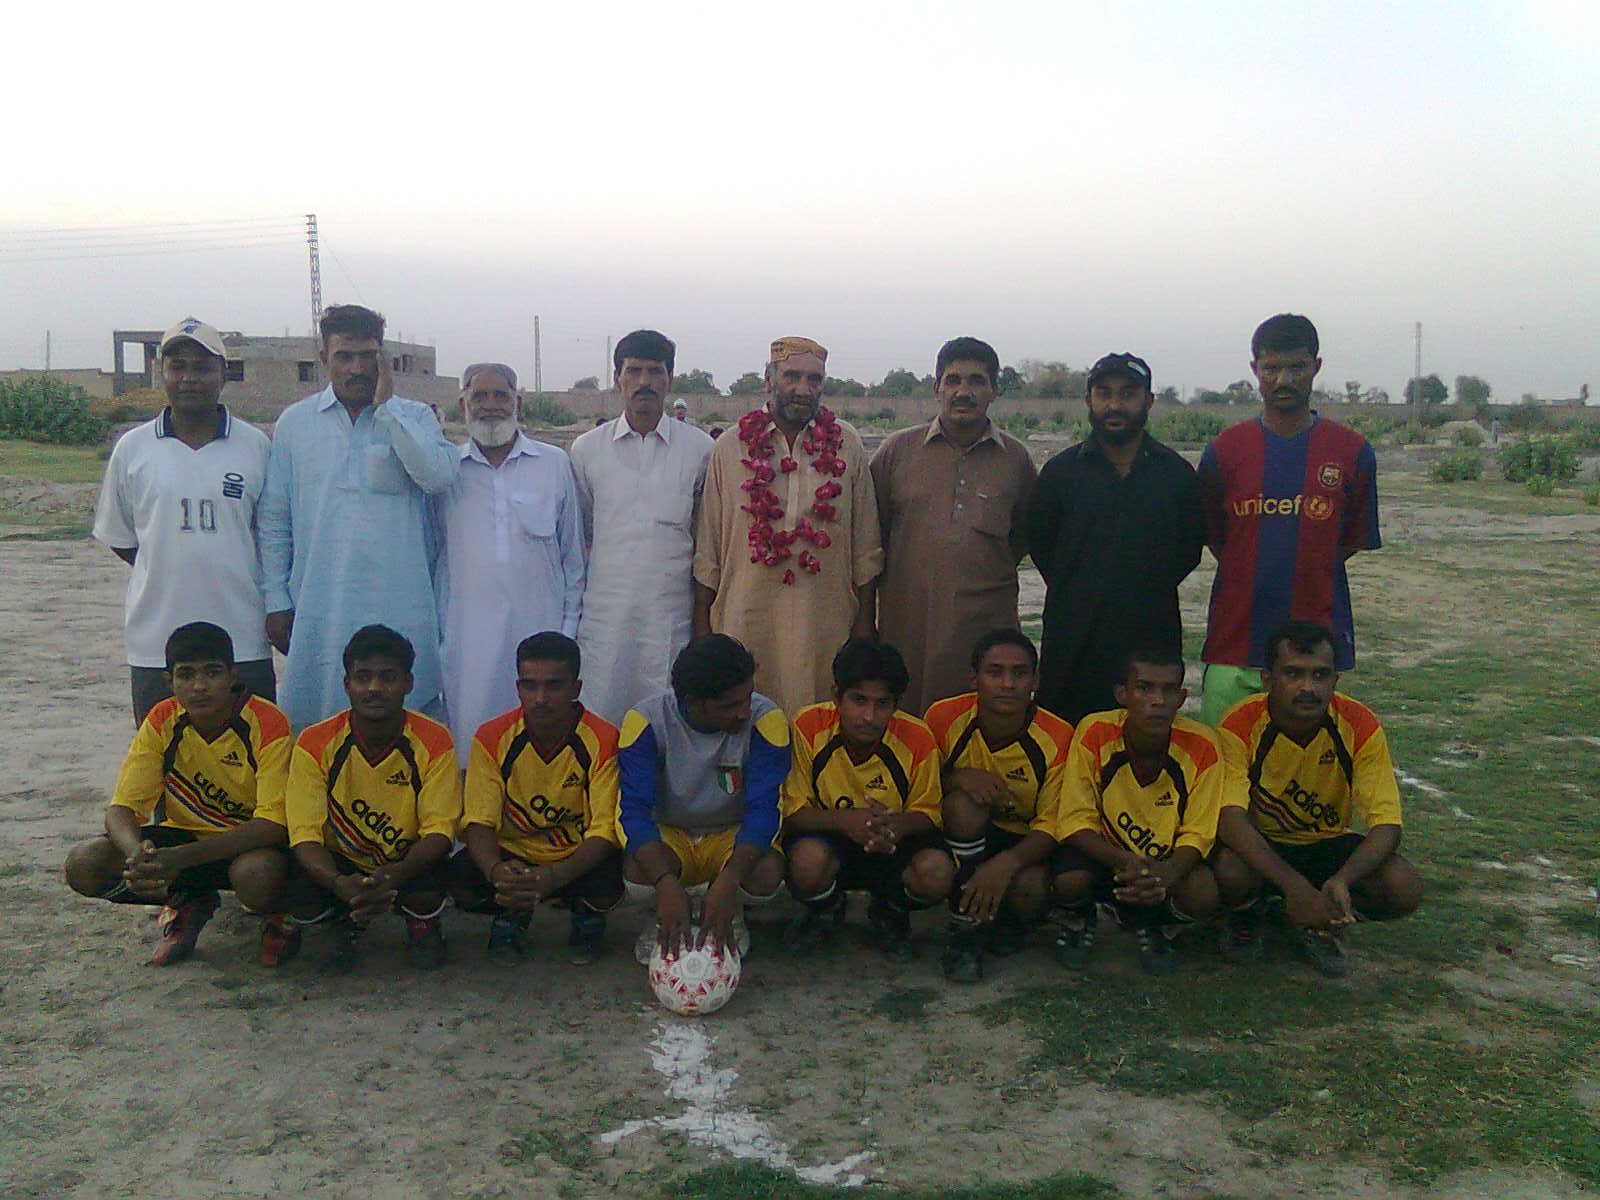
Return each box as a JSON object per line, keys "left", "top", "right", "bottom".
{"left": 282, "top": 848, "right": 450, "bottom": 917}
{"left": 1264, "top": 833, "right": 1365, "bottom": 890}
{"left": 447, "top": 845, "right": 624, "bottom": 914}
{"left": 1047, "top": 842, "right": 1117, "bottom": 901}
{"left": 99, "top": 825, "right": 253, "bottom": 903}
{"left": 784, "top": 828, "right": 948, "bottom": 898}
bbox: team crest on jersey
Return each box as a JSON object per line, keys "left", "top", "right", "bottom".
{"left": 219, "top": 749, "right": 243, "bottom": 767}
{"left": 1304, "top": 495, "right": 1334, "bottom": 521}
{"left": 717, "top": 765, "right": 742, "bottom": 795}
{"left": 1319, "top": 748, "right": 1336, "bottom": 765}
{"left": 222, "top": 471, "right": 245, "bottom": 500}
{"left": 1318, "top": 463, "right": 1343, "bottom": 488}
{"left": 562, "top": 771, "right": 583, "bottom": 787}
{"left": 385, "top": 769, "right": 410, "bottom": 785}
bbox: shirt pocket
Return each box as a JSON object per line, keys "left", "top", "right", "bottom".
{"left": 511, "top": 491, "right": 559, "bottom": 541}
{"left": 364, "top": 445, "right": 409, "bottom": 494}
{"left": 969, "top": 489, "right": 1014, "bottom": 542}
{"left": 653, "top": 487, "right": 695, "bottom": 531}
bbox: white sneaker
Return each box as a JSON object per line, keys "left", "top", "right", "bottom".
{"left": 634, "top": 920, "right": 659, "bottom": 966}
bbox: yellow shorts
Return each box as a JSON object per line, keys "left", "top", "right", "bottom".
{"left": 623, "top": 825, "right": 780, "bottom": 888}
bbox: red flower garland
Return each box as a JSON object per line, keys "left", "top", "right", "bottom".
{"left": 737, "top": 405, "right": 847, "bottom": 583}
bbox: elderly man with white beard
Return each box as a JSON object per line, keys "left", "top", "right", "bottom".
{"left": 435, "top": 363, "right": 586, "bottom": 764}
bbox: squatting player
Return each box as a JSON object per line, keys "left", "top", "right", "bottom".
{"left": 782, "top": 639, "right": 954, "bottom": 961}
{"left": 1213, "top": 620, "right": 1422, "bottom": 976}
{"left": 64, "top": 622, "right": 294, "bottom": 966}
{"left": 925, "top": 630, "right": 1074, "bottom": 983}
{"left": 283, "top": 625, "right": 462, "bottom": 971}
{"left": 449, "top": 633, "right": 623, "bottom": 964}
{"left": 1052, "top": 646, "right": 1222, "bottom": 973}
{"left": 619, "top": 635, "right": 789, "bottom": 962}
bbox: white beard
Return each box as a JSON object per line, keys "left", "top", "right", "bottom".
{"left": 468, "top": 416, "right": 520, "bottom": 448}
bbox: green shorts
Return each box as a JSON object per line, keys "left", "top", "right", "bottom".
{"left": 1200, "top": 664, "right": 1265, "bottom": 726}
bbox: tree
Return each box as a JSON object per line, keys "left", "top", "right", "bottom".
{"left": 997, "top": 366, "right": 1025, "bottom": 395}
{"left": 1156, "top": 386, "right": 1180, "bottom": 405}
{"left": 1193, "top": 388, "right": 1231, "bottom": 405}
{"left": 672, "top": 368, "right": 718, "bottom": 394}
{"left": 1362, "top": 386, "right": 1390, "bottom": 405}
{"left": 1344, "top": 380, "right": 1362, "bottom": 404}
{"left": 1403, "top": 373, "right": 1448, "bottom": 406}
{"left": 823, "top": 376, "right": 867, "bottom": 397}
{"left": 571, "top": 376, "right": 600, "bottom": 391}
{"left": 728, "top": 372, "right": 765, "bottom": 396}
{"left": 871, "top": 368, "right": 921, "bottom": 397}
{"left": 1454, "top": 375, "right": 1491, "bottom": 407}
{"left": 1225, "top": 379, "right": 1260, "bottom": 405}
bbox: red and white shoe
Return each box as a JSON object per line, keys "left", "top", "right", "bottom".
{"left": 150, "top": 893, "right": 218, "bottom": 966}
{"left": 258, "top": 914, "right": 302, "bottom": 967}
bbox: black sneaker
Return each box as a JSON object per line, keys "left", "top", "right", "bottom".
{"left": 941, "top": 925, "right": 984, "bottom": 982}
{"left": 1137, "top": 926, "right": 1178, "bottom": 975}
{"left": 1300, "top": 930, "right": 1348, "bottom": 977}
{"left": 1053, "top": 917, "right": 1095, "bottom": 970}
{"left": 487, "top": 911, "right": 530, "bottom": 964}
{"left": 784, "top": 890, "right": 846, "bottom": 954}
{"left": 322, "top": 916, "right": 363, "bottom": 975}
{"left": 1220, "top": 907, "right": 1265, "bottom": 964}
{"left": 867, "top": 898, "right": 914, "bottom": 963}
{"left": 405, "top": 914, "right": 447, "bottom": 969}
{"left": 986, "top": 909, "right": 1028, "bottom": 957}
{"left": 567, "top": 909, "right": 605, "bottom": 965}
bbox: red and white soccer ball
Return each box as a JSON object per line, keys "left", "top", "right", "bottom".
{"left": 648, "top": 930, "right": 742, "bottom": 1016}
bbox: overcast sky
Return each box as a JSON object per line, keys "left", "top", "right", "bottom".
{"left": 2, "top": 1, "right": 1595, "bottom": 401}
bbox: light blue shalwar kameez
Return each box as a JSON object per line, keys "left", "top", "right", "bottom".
{"left": 258, "top": 388, "right": 457, "bottom": 729}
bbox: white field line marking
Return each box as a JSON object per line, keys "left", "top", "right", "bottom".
{"left": 1394, "top": 767, "right": 1476, "bottom": 821}
{"left": 600, "top": 1022, "right": 874, "bottom": 1187}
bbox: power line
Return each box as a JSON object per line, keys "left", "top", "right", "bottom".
{"left": 0, "top": 236, "right": 304, "bottom": 265}
{"left": 0, "top": 214, "right": 303, "bottom": 239}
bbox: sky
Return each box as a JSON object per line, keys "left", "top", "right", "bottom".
{"left": 2, "top": 0, "right": 1596, "bottom": 401}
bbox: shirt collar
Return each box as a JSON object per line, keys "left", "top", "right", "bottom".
{"left": 315, "top": 385, "right": 341, "bottom": 412}
{"left": 611, "top": 413, "right": 672, "bottom": 444}
{"left": 923, "top": 416, "right": 1001, "bottom": 449}
{"left": 155, "top": 405, "right": 231, "bottom": 440}
{"left": 460, "top": 431, "right": 542, "bottom": 467}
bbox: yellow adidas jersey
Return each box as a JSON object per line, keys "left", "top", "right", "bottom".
{"left": 464, "top": 705, "right": 621, "bottom": 864}
{"left": 110, "top": 694, "right": 292, "bottom": 833}
{"left": 1217, "top": 692, "right": 1402, "bottom": 846}
{"left": 923, "top": 694, "right": 1074, "bottom": 837}
{"left": 783, "top": 702, "right": 942, "bottom": 824}
{"left": 1058, "top": 710, "right": 1223, "bottom": 859}
{"left": 285, "top": 710, "right": 461, "bottom": 871}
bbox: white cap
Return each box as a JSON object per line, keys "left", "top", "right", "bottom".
{"left": 158, "top": 316, "right": 227, "bottom": 360}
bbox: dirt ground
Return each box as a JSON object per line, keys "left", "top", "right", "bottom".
{"left": 1, "top": 471, "right": 1596, "bottom": 1198}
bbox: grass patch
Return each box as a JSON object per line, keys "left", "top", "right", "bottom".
{"left": 668, "top": 1166, "right": 1121, "bottom": 1199}
{"left": 0, "top": 441, "right": 107, "bottom": 483}
{"left": 871, "top": 985, "right": 940, "bottom": 1024}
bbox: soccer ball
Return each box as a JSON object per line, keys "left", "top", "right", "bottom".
{"left": 648, "top": 929, "right": 742, "bottom": 1016}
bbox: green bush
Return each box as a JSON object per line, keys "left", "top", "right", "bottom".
{"left": 524, "top": 394, "right": 578, "bottom": 426}
{"left": 1395, "top": 423, "right": 1432, "bottom": 446}
{"left": 1429, "top": 448, "right": 1483, "bottom": 483}
{"left": 1343, "top": 408, "right": 1410, "bottom": 440}
{"left": 1501, "top": 437, "right": 1579, "bottom": 483}
{"left": 1151, "top": 408, "right": 1227, "bottom": 447}
{"left": 1453, "top": 425, "right": 1484, "bottom": 447}
{"left": 1525, "top": 474, "right": 1554, "bottom": 497}
{"left": 1581, "top": 485, "right": 1600, "bottom": 507}
{"left": 999, "top": 413, "right": 1041, "bottom": 435}
{"left": 0, "top": 376, "right": 109, "bottom": 445}
{"left": 1566, "top": 424, "right": 1600, "bottom": 451}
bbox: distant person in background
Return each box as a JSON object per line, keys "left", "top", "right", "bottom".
{"left": 258, "top": 305, "right": 457, "bottom": 730}
{"left": 1196, "top": 315, "right": 1380, "bottom": 725}
{"left": 569, "top": 329, "right": 715, "bottom": 725}
{"left": 434, "top": 362, "right": 585, "bottom": 763}
{"left": 673, "top": 398, "right": 689, "bottom": 422}
{"left": 92, "top": 316, "right": 275, "bottom": 724}
{"left": 694, "top": 336, "right": 883, "bottom": 716}
{"left": 1028, "top": 353, "right": 1202, "bottom": 724}
{"left": 870, "top": 337, "right": 1035, "bottom": 713}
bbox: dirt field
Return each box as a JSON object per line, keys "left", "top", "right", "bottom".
{"left": 1, "top": 451, "right": 1596, "bottom": 1199}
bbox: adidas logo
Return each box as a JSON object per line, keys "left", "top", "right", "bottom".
{"left": 1154, "top": 791, "right": 1175, "bottom": 807}
{"left": 385, "top": 769, "right": 410, "bottom": 785}
{"left": 562, "top": 771, "right": 583, "bottom": 787}
{"left": 1318, "top": 749, "right": 1336, "bottom": 765}
{"left": 1004, "top": 767, "right": 1029, "bottom": 781}
{"left": 865, "top": 773, "right": 887, "bottom": 790}
{"left": 219, "top": 750, "right": 243, "bottom": 767}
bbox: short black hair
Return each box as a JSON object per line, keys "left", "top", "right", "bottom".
{"left": 831, "top": 638, "right": 910, "bottom": 699}
{"left": 1264, "top": 620, "right": 1336, "bottom": 669}
{"left": 342, "top": 624, "right": 415, "bottom": 674}
{"left": 165, "top": 622, "right": 234, "bottom": 672}
{"left": 1118, "top": 642, "right": 1185, "bottom": 684}
{"left": 1251, "top": 313, "right": 1319, "bottom": 360}
{"left": 613, "top": 329, "right": 676, "bottom": 376}
{"left": 935, "top": 337, "right": 1000, "bottom": 389}
{"left": 516, "top": 631, "right": 581, "bottom": 680}
{"left": 320, "top": 304, "right": 386, "bottom": 347}
{"left": 970, "top": 628, "right": 1038, "bottom": 673}
{"left": 671, "top": 634, "right": 755, "bottom": 703}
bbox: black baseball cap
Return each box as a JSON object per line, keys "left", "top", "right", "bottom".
{"left": 1087, "top": 352, "right": 1153, "bottom": 392}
